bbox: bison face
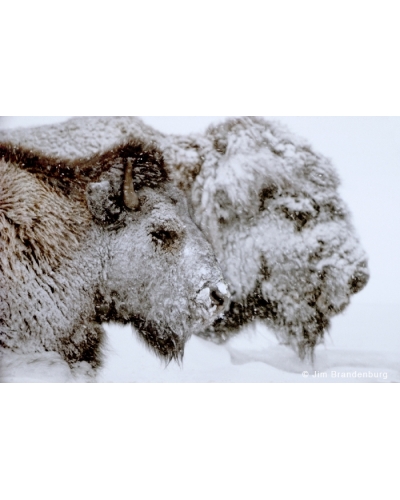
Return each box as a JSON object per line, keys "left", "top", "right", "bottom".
{"left": 90, "top": 182, "right": 229, "bottom": 363}
{"left": 189, "top": 117, "right": 369, "bottom": 357}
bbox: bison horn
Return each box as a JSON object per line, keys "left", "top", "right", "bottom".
{"left": 124, "top": 158, "right": 140, "bottom": 210}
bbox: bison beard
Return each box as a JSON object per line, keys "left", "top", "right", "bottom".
{"left": 133, "top": 320, "right": 184, "bottom": 363}
{"left": 198, "top": 254, "right": 343, "bottom": 359}
{"left": 202, "top": 283, "right": 330, "bottom": 359}
{"left": 93, "top": 290, "right": 184, "bottom": 363}
{"left": 204, "top": 284, "right": 279, "bottom": 341}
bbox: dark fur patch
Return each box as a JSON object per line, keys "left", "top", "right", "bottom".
{"left": 202, "top": 288, "right": 329, "bottom": 359}
{"left": 58, "top": 324, "right": 105, "bottom": 369}
{"left": 150, "top": 228, "right": 182, "bottom": 251}
{"left": 85, "top": 140, "right": 168, "bottom": 190}
{"left": 0, "top": 138, "right": 169, "bottom": 200}
{"left": 348, "top": 265, "right": 369, "bottom": 294}
{"left": 213, "top": 137, "right": 228, "bottom": 155}
{"left": 0, "top": 142, "right": 87, "bottom": 200}
{"left": 259, "top": 185, "right": 278, "bottom": 211}
{"left": 133, "top": 318, "right": 185, "bottom": 363}
{"left": 280, "top": 206, "right": 313, "bottom": 231}
{"left": 278, "top": 197, "right": 320, "bottom": 231}
{"left": 200, "top": 278, "right": 279, "bottom": 343}
{"left": 296, "top": 311, "right": 330, "bottom": 360}
{"left": 93, "top": 289, "right": 184, "bottom": 363}
{"left": 197, "top": 256, "right": 328, "bottom": 359}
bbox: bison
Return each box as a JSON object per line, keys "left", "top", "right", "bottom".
{"left": 0, "top": 116, "right": 369, "bottom": 361}
{"left": 0, "top": 138, "right": 229, "bottom": 380}
{"left": 163, "top": 117, "right": 369, "bottom": 357}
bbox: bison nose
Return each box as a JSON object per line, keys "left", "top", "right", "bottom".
{"left": 210, "top": 282, "right": 230, "bottom": 313}
{"left": 348, "top": 262, "right": 369, "bottom": 294}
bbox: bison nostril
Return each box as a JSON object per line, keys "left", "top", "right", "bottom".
{"left": 210, "top": 285, "right": 229, "bottom": 311}
{"left": 349, "top": 265, "right": 369, "bottom": 294}
{"left": 211, "top": 289, "right": 225, "bottom": 306}
{"left": 196, "top": 283, "right": 230, "bottom": 313}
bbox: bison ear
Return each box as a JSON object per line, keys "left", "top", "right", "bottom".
{"left": 86, "top": 180, "right": 123, "bottom": 225}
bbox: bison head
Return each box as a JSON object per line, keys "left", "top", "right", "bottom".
{"left": 171, "top": 117, "right": 369, "bottom": 358}
{"left": 84, "top": 140, "right": 229, "bottom": 363}
{"left": 0, "top": 138, "right": 229, "bottom": 369}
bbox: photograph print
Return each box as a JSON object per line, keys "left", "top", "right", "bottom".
{"left": 0, "top": 116, "right": 398, "bottom": 382}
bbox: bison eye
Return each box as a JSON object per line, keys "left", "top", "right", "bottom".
{"left": 281, "top": 207, "right": 312, "bottom": 231}
{"left": 259, "top": 185, "right": 278, "bottom": 211}
{"left": 150, "top": 228, "right": 181, "bottom": 251}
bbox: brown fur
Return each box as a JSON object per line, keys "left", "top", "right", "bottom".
{"left": 0, "top": 159, "right": 90, "bottom": 271}
{"left": 0, "top": 135, "right": 228, "bottom": 374}
{"left": 0, "top": 138, "right": 168, "bottom": 202}
{"left": 0, "top": 138, "right": 169, "bottom": 271}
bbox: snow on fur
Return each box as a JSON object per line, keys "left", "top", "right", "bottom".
{"left": 176, "top": 117, "right": 369, "bottom": 357}
{"left": 0, "top": 138, "right": 228, "bottom": 381}
{"left": 0, "top": 117, "right": 369, "bottom": 363}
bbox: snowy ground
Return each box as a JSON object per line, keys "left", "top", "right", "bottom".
{"left": 96, "top": 303, "right": 399, "bottom": 383}
{"left": 1, "top": 117, "right": 399, "bottom": 383}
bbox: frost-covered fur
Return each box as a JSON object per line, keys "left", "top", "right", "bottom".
{"left": 0, "top": 117, "right": 369, "bottom": 359}
{"left": 182, "top": 118, "right": 369, "bottom": 356}
{"left": 0, "top": 139, "right": 228, "bottom": 381}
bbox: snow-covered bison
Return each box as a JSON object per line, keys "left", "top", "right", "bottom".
{"left": 164, "top": 117, "right": 369, "bottom": 357}
{"left": 0, "top": 139, "right": 229, "bottom": 379}
{"left": 0, "top": 116, "right": 369, "bottom": 360}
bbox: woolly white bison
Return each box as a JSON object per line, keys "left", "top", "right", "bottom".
{"left": 0, "top": 116, "right": 369, "bottom": 361}
{"left": 0, "top": 139, "right": 229, "bottom": 379}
